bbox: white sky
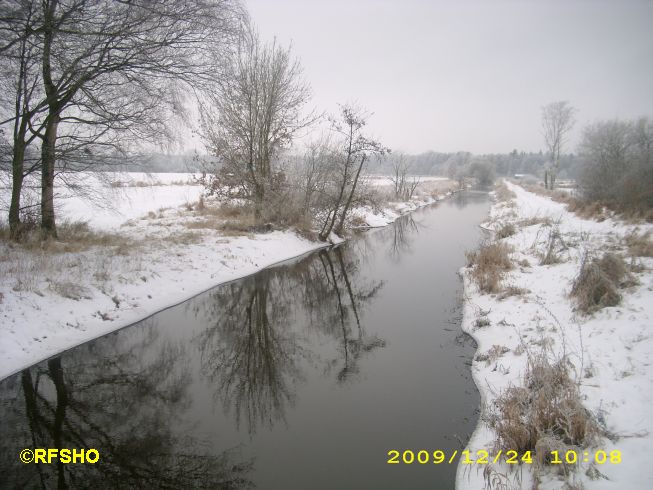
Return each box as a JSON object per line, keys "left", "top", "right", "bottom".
{"left": 245, "top": 0, "right": 653, "bottom": 154}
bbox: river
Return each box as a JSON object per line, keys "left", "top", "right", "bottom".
{"left": 0, "top": 191, "right": 490, "bottom": 489}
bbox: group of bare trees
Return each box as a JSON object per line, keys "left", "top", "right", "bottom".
{"left": 197, "top": 21, "right": 389, "bottom": 239}
{"left": 1, "top": 0, "right": 243, "bottom": 239}
{"left": 540, "top": 100, "right": 652, "bottom": 213}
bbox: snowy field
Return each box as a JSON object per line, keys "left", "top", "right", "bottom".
{"left": 0, "top": 171, "right": 204, "bottom": 230}
{"left": 457, "top": 182, "right": 653, "bottom": 489}
{"left": 0, "top": 172, "right": 455, "bottom": 381}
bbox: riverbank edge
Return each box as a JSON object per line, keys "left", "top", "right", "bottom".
{"left": 455, "top": 181, "right": 653, "bottom": 489}
{"left": 0, "top": 191, "right": 458, "bottom": 382}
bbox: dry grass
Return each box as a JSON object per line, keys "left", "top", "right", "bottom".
{"left": 570, "top": 253, "right": 634, "bottom": 314}
{"left": 49, "top": 281, "right": 93, "bottom": 300}
{"left": 0, "top": 220, "right": 135, "bottom": 255}
{"left": 466, "top": 242, "right": 514, "bottom": 294}
{"left": 519, "top": 216, "right": 553, "bottom": 228}
{"left": 349, "top": 214, "right": 368, "bottom": 227}
{"left": 488, "top": 353, "right": 600, "bottom": 463}
{"left": 495, "top": 182, "right": 516, "bottom": 203}
{"left": 165, "top": 231, "right": 203, "bottom": 245}
{"left": 476, "top": 345, "right": 510, "bottom": 364}
{"left": 521, "top": 183, "right": 635, "bottom": 222}
{"left": 495, "top": 223, "right": 516, "bottom": 239}
{"left": 624, "top": 230, "right": 653, "bottom": 257}
{"left": 497, "top": 285, "right": 530, "bottom": 300}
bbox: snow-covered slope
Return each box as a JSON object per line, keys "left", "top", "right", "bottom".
{"left": 457, "top": 182, "right": 653, "bottom": 489}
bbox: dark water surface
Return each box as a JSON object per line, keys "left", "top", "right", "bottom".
{"left": 0, "top": 192, "right": 489, "bottom": 489}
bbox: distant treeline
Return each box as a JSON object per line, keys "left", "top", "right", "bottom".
{"left": 44, "top": 149, "right": 574, "bottom": 180}
{"left": 369, "top": 150, "right": 579, "bottom": 180}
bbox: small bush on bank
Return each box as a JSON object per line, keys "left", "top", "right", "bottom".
{"left": 466, "top": 242, "right": 513, "bottom": 294}
{"left": 488, "top": 353, "right": 599, "bottom": 461}
{"left": 496, "top": 223, "right": 516, "bottom": 239}
{"left": 570, "top": 253, "right": 633, "bottom": 314}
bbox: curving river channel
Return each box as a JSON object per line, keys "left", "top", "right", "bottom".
{"left": 0, "top": 191, "right": 490, "bottom": 489}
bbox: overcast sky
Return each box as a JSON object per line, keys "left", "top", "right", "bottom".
{"left": 245, "top": 0, "right": 653, "bottom": 155}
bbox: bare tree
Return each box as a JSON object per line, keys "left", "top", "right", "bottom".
{"left": 389, "top": 153, "right": 421, "bottom": 200}
{"left": 1, "top": 0, "right": 243, "bottom": 239}
{"left": 199, "top": 24, "right": 315, "bottom": 222}
{"left": 0, "top": 0, "right": 46, "bottom": 238}
{"left": 542, "top": 100, "right": 576, "bottom": 189}
{"left": 318, "top": 104, "right": 388, "bottom": 240}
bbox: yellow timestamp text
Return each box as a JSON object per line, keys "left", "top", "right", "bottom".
{"left": 387, "top": 449, "right": 622, "bottom": 465}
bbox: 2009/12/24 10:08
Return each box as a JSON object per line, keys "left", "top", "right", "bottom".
{"left": 386, "top": 449, "right": 622, "bottom": 465}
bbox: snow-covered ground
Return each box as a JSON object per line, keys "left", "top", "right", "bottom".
{"left": 457, "top": 182, "right": 653, "bottom": 489}
{"left": 0, "top": 172, "right": 455, "bottom": 381}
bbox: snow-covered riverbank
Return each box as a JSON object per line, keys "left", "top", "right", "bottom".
{"left": 457, "top": 182, "right": 653, "bottom": 489}
{"left": 0, "top": 172, "right": 455, "bottom": 381}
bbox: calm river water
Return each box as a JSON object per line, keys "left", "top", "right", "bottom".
{"left": 0, "top": 191, "right": 490, "bottom": 489}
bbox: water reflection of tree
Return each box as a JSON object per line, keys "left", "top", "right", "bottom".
{"left": 0, "top": 323, "right": 253, "bottom": 489}
{"left": 387, "top": 214, "right": 420, "bottom": 261}
{"left": 197, "top": 243, "right": 387, "bottom": 436}
{"left": 198, "top": 273, "right": 302, "bottom": 435}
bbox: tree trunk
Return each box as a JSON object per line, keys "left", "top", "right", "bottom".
{"left": 319, "top": 167, "right": 349, "bottom": 241}
{"left": 335, "top": 154, "right": 366, "bottom": 235}
{"left": 40, "top": 113, "right": 59, "bottom": 239}
{"left": 9, "top": 138, "right": 26, "bottom": 239}
{"left": 254, "top": 183, "right": 264, "bottom": 222}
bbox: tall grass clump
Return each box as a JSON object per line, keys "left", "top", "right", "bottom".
{"left": 488, "top": 352, "right": 599, "bottom": 463}
{"left": 466, "top": 242, "right": 513, "bottom": 294}
{"left": 624, "top": 230, "right": 653, "bottom": 257}
{"left": 570, "top": 252, "right": 633, "bottom": 314}
{"left": 495, "top": 182, "right": 516, "bottom": 203}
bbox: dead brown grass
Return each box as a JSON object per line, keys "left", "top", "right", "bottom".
{"left": 165, "top": 231, "right": 203, "bottom": 245}
{"left": 570, "top": 253, "right": 634, "bottom": 314}
{"left": 476, "top": 345, "right": 510, "bottom": 364}
{"left": 495, "top": 182, "right": 516, "bottom": 203}
{"left": 519, "top": 216, "right": 553, "bottom": 228}
{"left": 466, "top": 242, "right": 513, "bottom": 294}
{"left": 488, "top": 353, "right": 599, "bottom": 462}
{"left": 497, "top": 285, "right": 530, "bottom": 300}
{"left": 495, "top": 223, "right": 516, "bottom": 239}
{"left": 0, "top": 220, "right": 134, "bottom": 254}
{"left": 624, "top": 230, "right": 653, "bottom": 257}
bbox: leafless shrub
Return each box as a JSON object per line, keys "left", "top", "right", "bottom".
{"left": 540, "top": 227, "right": 566, "bottom": 265}
{"left": 488, "top": 353, "right": 599, "bottom": 461}
{"left": 570, "top": 253, "right": 634, "bottom": 313}
{"left": 466, "top": 242, "right": 513, "bottom": 294}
